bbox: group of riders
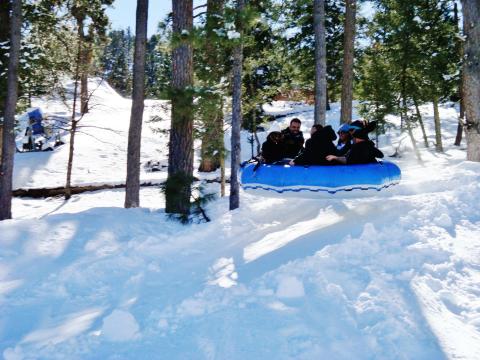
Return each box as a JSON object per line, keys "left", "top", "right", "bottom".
{"left": 259, "top": 118, "right": 384, "bottom": 166}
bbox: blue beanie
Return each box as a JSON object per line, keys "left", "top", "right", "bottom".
{"left": 337, "top": 123, "right": 350, "bottom": 133}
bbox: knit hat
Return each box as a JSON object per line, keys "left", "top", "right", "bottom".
{"left": 337, "top": 123, "right": 350, "bottom": 133}
{"left": 351, "top": 128, "right": 370, "bottom": 140}
{"left": 321, "top": 125, "right": 337, "bottom": 141}
{"left": 349, "top": 120, "right": 366, "bottom": 131}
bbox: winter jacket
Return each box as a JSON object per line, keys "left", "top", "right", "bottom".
{"left": 261, "top": 139, "right": 285, "bottom": 164}
{"left": 281, "top": 128, "right": 304, "bottom": 158}
{"left": 336, "top": 140, "right": 352, "bottom": 156}
{"left": 294, "top": 125, "right": 338, "bottom": 165}
{"left": 346, "top": 140, "right": 384, "bottom": 164}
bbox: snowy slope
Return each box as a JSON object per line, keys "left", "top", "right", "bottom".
{"left": 1, "top": 82, "right": 480, "bottom": 359}
{"left": 13, "top": 79, "right": 171, "bottom": 189}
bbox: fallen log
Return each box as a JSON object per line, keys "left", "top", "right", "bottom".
{"left": 12, "top": 178, "right": 228, "bottom": 199}
{"left": 13, "top": 182, "right": 161, "bottom": 198}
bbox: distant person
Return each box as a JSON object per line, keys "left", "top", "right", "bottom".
{"left": 326, "top": 121, "right": 383, "bottom": 164}
{"left": 336, "top": 123, "right": 352, "bottom": 156}
{"left": 290, "top": 125, "right": 337, "bottom": 166}
{"left": 261, "top": 131, "right": 285, "bottom": 164}
{"left": 281, "top": 118, "right": 304, "bottom": 159}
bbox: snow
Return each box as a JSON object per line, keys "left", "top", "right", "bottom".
{"left": 1, "top": 80, "right": 480, "bottom": 359}
{"left": 227, "top": 30, "right": 241, "bottom": 39}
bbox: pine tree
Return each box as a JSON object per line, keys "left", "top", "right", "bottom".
{"left": 314, "top": 0, "right": 327, "bottom": 125}
{"left": 340, "top": 0, "right": 356, "bottom": 124}
{"left": 125, "top": 0, "right": 148, "bottom": 208}
{"left": 64, "top": 0, "right": 114, "bottom": 199}
{"left": 461, "top": 0, "right": 480, "bottom": 161}
{"left": 66, "top": 0, "right": 113, "bottom": 113}
{"left": 0, "top": 1, "right": 10, "bottom": 119}
{"left": 357, "top": 42, "right": 396, "bottom": 130}
{"left": 165, "top": 0, "right": 194, "bottom": 217}
{"left": 0, "top": 0, "right": 21, "bottom": 221}
{"left": 20, "top": 2, "right": 76, "bottom": 106}
{"left": 360, "top": 0, "right": 458, "bottom": 153}
{"left": 101, "top": 30, "right": 134, "bottom": 96}
{"left": 145, "top": 34, "right": 171, "bottom": 98}
{"left": 230, "top": 0, "right": 244, "bottom": 211}
{"left": 197, "top": 0, "right": 227, "bottom": 173}
{"left": 282, "top": 0, "right": 345, "bottom": 104}
{"left": 241, "top": 0, "right": 284, "bottom": 133}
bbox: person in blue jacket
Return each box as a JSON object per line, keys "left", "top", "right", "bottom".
{"left": 326, "top": 121, "right": 383, "bottom": 164}
{"left": 336, "top": 123, "right": 352, "bottom": 156}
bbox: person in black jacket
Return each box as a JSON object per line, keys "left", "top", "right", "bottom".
{"left": 336, "top": 123, "right": 352, "bottom": 156}
{"left": 281, "top": 118, "right": 304, "bottom": 158}
{"left": 261, "top": 131, "right": 285, "bottom": 164}
{"left": 325, "top": 125, "right": 383, "bottom": 164}
{"left": 290, "top": 124, "right": 338, "bottom": 166}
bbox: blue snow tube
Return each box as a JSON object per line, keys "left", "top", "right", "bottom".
{"left": 240, "top": 161, "right": 401, "bottom": 198}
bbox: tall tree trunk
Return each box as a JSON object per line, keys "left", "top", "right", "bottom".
{"left": 461, "top": 0, "right": 480, "bottom": 161}
{"left": 402, "top": 94, "right": 423, "bottom": 163}
{"left": 413, "top": 98, "right": 429, "bottom": 148}
{"left": 0, "top": 1, "right": 10, "bottom": 119}
{"left": 166, "top": 0, "right": 194, "bottom": 215}
{"left": 125, "top": 0, "right": 148, "bottom": 208}
{"left": 313, "top": 0, "right": 327, "bottom": 125}
{"left": 65, "top": 42, "right": 82, "bottom": 201}
{"left": 433, "top": 97, "right": 443, "bottom": 152}
{"left": 400, "top": 62, "right": 408, "bottom": 131}
{"left": 326, "top": 88, "right": 330, "bottom": 111}
{"left": 199, "top": 0, "right": 225, "bottom": 173}
{"left": 454, "top": 78, "right": 465, "bottom": 146}
{"left": 220, "top": 98, "right": 226, "bottom": 197}
{"left": 229, "top": 0, "right": 244, "bottom": 211}
{"left": 0, "top": 0, "right": 21, "bottom": 220}
{"left": 340, "top": 0, "right": 356, "bottom": 124}
{"left": 406, "top": 117, "right": 423, "bottom": 164}
{"left": 0, "top": 126, "right": 3, "bottom": 160}
{"left": 454, "top": 1, "right": 464, "bottom": 147}
{"left": 75, "top": 18, "right": 89, "bottom": 115}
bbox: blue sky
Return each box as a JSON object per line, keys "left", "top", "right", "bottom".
{"left": 106, "top": 1, "right": 379, "bottom": 38}
{"left": 106, "top": 0, "right": 172, "bottom": 37}
{"left": 107, "top": 0, "right": 204, "bottom": 37}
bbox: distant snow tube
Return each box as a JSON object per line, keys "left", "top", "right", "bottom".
{"left": 240, "top": 161, "right": 401, "bottom": 198}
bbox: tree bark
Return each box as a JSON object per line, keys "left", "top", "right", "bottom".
{"left": 229, "top": 0, "right": 244, "bottom": 211}
{"left": 340, "top": 0, "right": 356, "bottom": 124}
{"left": 433, "top": 97, "right": 443, "bottom": 152}
{"left": 65, "top": 39, "right": 83, "bottom": 200}
{"left": 413, "top": 98, "right": 429, "bottom": 148}
{"left": 313, "top": 0, "right": 327, "bottom": 125}
{"left": 461, "top": 0, "right": 480, "bottom": 160}
{"left": 454, "top": 76, "right": 465, "bottom": 146}
{"left": 166, "top": 0, "right": 194, "bottom": 215}
{"left": 198, "top": 0, "right": 225, "bottom": 173}
{"left": 125, "top": 0, "right": 148, "bottom": 208}
{"left": 0, "top": 0, "right": 21, "bottom": 220}
{"left": 0, "top": 1, "right": 10, "bottom": 119}
{"left": 454, "top": 2, "right": 464, "bottom": 147}
{"left": 75, "top": 17, "right": 90, "bottom": 115}
{"left": 406, "top": 116, "right": 423, "bottom": 164}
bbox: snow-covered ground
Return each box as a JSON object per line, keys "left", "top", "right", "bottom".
{"left": 1, "top": 80, "right": 480, "bottom": 359}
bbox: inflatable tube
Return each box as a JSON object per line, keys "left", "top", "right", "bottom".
{"left": 240, "top": 161, "right": 401, "bottom": 198}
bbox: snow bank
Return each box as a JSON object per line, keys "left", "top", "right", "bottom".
{"left": 2, "top": 83, "right": 480, "bottom": 359}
